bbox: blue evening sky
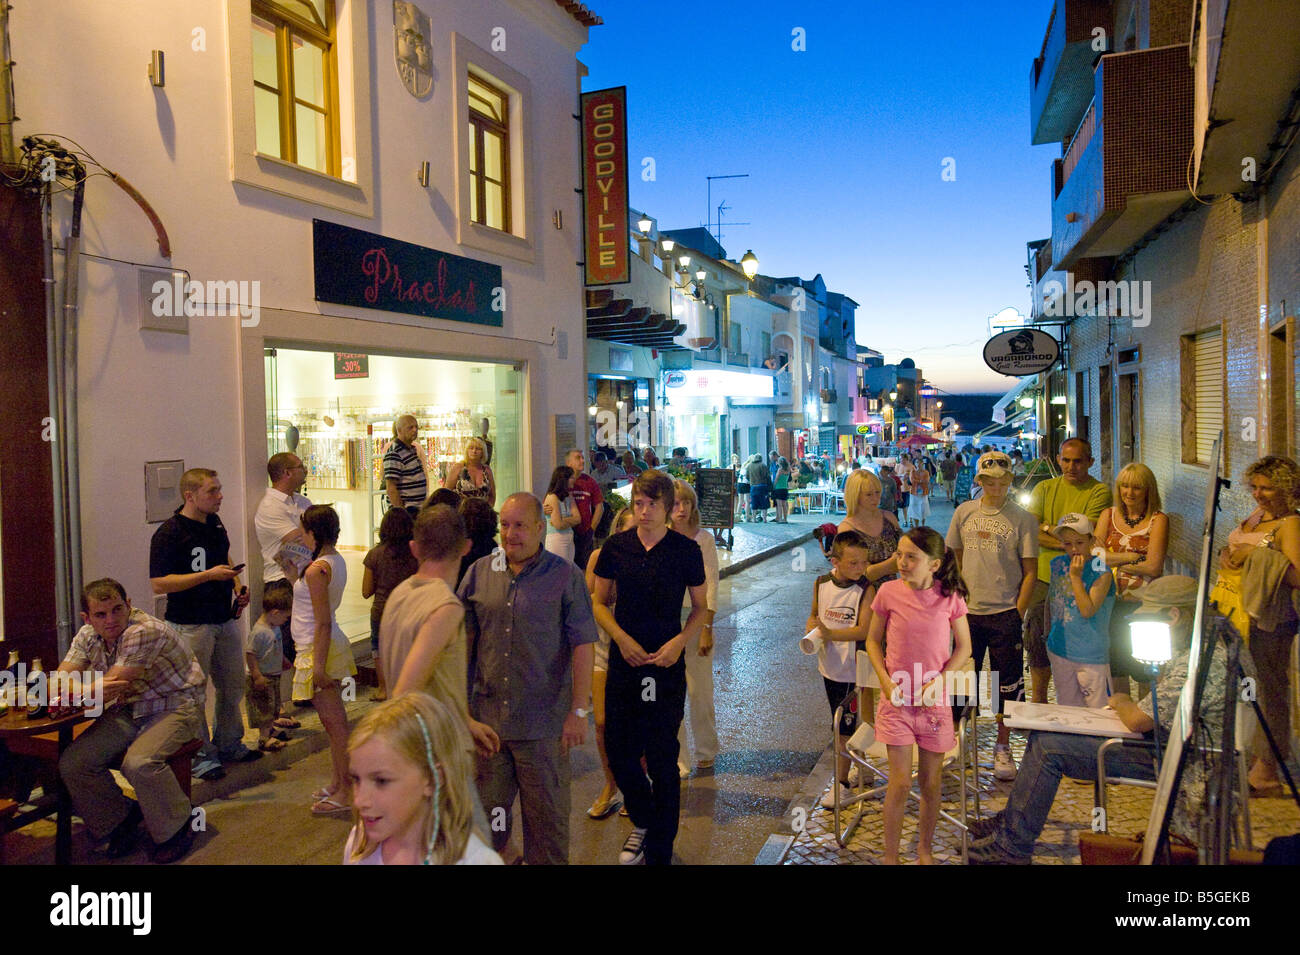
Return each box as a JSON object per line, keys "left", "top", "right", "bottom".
{"left": 578, "top": 0, "right": 1054, "bottom": 395}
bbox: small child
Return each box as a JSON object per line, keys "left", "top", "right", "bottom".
{"left": 812, "top": 522, "right": 840, "bottom": 559}
{"left": 866, "top": 527, "right": 971, "bottom": 864}
{"left": 344, "top": 692, "right": 502, "bottom": 865}
{"left": 807, "top": 530, "right": 875, "bottom": 811}
{"left": 1046, "top": 513, "right": 1114, "bottom": 707}
{"left": 246, "top": 581, "right": 293, "bottom": 752}
{"left": 362, "top": 507, "right": 419, "bottom": 702}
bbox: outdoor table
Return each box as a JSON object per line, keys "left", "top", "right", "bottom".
{"left": 0, "top": 708, "right": 93, "bottom": 865}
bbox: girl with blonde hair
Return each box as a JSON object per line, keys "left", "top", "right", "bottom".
{"left": 344, "top": 693, "right": 501, "bottom": 865}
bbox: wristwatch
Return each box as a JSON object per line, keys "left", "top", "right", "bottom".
{"left": 572, "top": 706, "right": 590, "bottom": 719}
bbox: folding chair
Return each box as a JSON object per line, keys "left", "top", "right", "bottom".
{"left": 831, "top": 651, "right": 981, "bottom": 859}
{"left": 1096, "top": 704, "right": 1252, "bottom": 848}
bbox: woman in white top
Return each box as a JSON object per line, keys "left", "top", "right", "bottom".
{"left": 669, "top": 479, "right": 720, "bottom": 776}
{"left": 542, "top": 465, "right": 581, "bottom": 563}
{"left": 293, "top": 504, "right": 358, "bottom": 817}
{"left": 344, "top": 693, "right": 502, "bottom": 865}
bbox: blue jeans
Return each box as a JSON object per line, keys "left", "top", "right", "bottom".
{"left": 996, "top": 730, "right": 1156, "bottom": 857}
{"left": 172, "top": 621, "right": 249, "bottom": 762}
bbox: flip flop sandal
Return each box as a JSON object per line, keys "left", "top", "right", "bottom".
{"left": 269, "top": 729, "right": 291, "bottom": 742}
{"left": 312, "top": 786, "right": 337, "bottom": 801}
{"left": 311, "top": 796, "right": 351, "bottom": 817}
{"left": 586, "top": 795, "right": 623, "bottom": 820}
{"left": 258, "top": 738, "right": 287, "bottom": 752}
{"left": 273, "top": 717, "right": 302, "bottom": 729}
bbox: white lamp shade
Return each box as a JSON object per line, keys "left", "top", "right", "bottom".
{"left": 1129, "top": 620, "right": 1172, "bottom": 665}
{"left": 661, "top": 238, "right": 675, "bottom": 253}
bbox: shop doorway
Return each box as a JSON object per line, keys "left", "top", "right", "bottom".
{"left": 264, "top": 346, "right": 521, "bottom": 640}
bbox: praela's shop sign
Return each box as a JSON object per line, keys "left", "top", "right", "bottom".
{"left": 312, "top": 219, "right": 503, "bottom": 327}
{"left": 581, "top": 87, "right": 630, "bottom": 286}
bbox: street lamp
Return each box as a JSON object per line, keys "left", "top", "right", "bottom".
{"left": 889, "top": 390, "right": 897, "bottom": 402}
{"left": 660, "top": 238, "right": 675, "bottom": 254}
{"left": 637, "top": 213, "right": 653, "bottom": 235}
{"left": 1130, "top": 619, "right": 1174, "bottom": 761}
{"left": 740, "top": 249, "right": 759, "bottom": 279}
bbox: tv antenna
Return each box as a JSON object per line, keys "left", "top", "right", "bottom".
{"left": 706, "top": 173, "right": 748, "bottom": 243}
{"left": 714, "top": 200, "right": 750, "bottom": 247}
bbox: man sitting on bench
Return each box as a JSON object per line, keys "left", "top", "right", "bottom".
{"left": 57, "top": 578, "right": 206, "bottom": 863}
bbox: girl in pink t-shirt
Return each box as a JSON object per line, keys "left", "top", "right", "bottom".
{"left": 866, "top": 527, "right": 972, "bottom": 865}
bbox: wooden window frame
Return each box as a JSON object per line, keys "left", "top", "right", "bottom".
{"left": 467, "top": 73, "right": 511, "bottom": 233}
{"left": 252, "top": 0, "right": 341, "bottom": 176}
{"left": 1181, "top": 328, "right": 1224, "bottom": 466}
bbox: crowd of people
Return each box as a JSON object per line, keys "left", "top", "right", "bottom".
{"left": 38, "top": 419, "right": 1299, "bottom": 865}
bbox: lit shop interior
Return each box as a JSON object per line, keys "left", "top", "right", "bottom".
{"left": 264, "top": 346, "right": 521, "bottom": 640}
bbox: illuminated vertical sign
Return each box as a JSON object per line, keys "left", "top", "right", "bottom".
{"left": 580, "top": 87, "right": 630, "bottom": 285}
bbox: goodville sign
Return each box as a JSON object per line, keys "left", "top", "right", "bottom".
{"left": 312, "top": 219, "right": 503, "bottom": 327}
{"left": 581, "top": 86, "right": 630, "bottom": 286}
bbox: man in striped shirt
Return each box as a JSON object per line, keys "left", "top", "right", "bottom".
{"left": 57, "top": 578, "right": 206, "bottom": 863}
{"left": 384, "top": 414, "right": 429, "bottom": 515}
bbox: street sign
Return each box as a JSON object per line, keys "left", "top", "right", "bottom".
{"left": 982, "top": 328, "right": 1060, "bottom": 376}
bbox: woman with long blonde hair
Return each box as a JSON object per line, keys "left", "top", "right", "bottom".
{"left": 1094, "top": 462, "right": 1168, "bottom": 694}
{"left": 443, "top": 437, "right": 496, "bottom": 506}
{"left": 837, "top": 469, "right": 901, "bottom": 584}
{"left": 344, "top": 693, "right": 501, "bottom": 865}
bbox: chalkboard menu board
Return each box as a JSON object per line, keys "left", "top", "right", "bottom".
{"left": 695, "top": 468, "right": 735, "bottom": 530}
{"left": 955, "top": 465, "right": 973, "bottom": 503}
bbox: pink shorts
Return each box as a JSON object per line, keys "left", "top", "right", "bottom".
{"left": 874, "top": 698, "right": 955, "bottom": 754}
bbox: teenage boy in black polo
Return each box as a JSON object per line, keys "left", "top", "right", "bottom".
{"left": 593, "top": 469, "right": 707, "bottom": 865}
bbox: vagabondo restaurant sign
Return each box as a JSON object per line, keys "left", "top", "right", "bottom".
{"left": 312, "top": 219, "right": 503, "bottom": 327}
{"left": 982, "top": 328, "right": 1061, "bottom": 377}
{"left": 580, "top": 86, "right": 630, "bottom": 286}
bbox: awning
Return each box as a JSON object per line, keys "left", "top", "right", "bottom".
{"left": 586, "top": 288, "right": 687, "bottom": 350}
{"left": 974, "top": 408, "right": 1034, "bottom": 441}
{"left": 991, "top": 377, "right": 1036, "bottom": 424}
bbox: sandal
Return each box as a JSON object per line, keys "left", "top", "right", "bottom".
{"left": 587, "top": 794, "right": 623, "bottom": 820}
{"left": 312, "top": 785, "right": 337, "bottom": 801}
{"left": 273, "top": 717, "right": 301, "bottom": 729}
{"left": 311, "top": 795, "right": 351, "bottom": 817}
{"left": 258, "top": 738, "right": 287, "bottom": 752}
{"left": 269, "top": 729, "right": 291, "bottom": 742}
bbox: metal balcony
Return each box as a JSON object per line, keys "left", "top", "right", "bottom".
{"left": 1050, "top": 45, "right": 1192, "bottom": 270}
{"left": 1030, "top": 0, "right": 1113, "bottom": 145}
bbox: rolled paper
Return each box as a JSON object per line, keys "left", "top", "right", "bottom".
{"left": 799, "top": 628, "right": 824, "bottom": 655}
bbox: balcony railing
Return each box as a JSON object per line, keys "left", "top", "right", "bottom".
{"left": 1050, "top": 45, "right": 1192, "bottom": 269}
{"left": 1030, "top": 0, "right": 1113, "bottom": 146}
{"left": 726, "top": 352, "right": 749, "bottom": 368}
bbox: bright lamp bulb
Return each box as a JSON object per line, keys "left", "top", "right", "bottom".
{"left": 1129, "top": 620, "right": 1172, "bottom": 666}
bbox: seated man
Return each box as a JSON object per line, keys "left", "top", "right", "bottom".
{"left": 58, "top": 578, "right": 206, "bottom": 864}
{"left": 968, "top": 575, "right": 1228, "bottom": 864}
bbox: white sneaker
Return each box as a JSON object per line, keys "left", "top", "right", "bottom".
{"left": 994, "top": 743, "right": 1017, "bottom": 781}
{"left": 619, "top": 828, "right": 648, "bottom": 864}
{"left": 847, "top": 764, "right": 862, "bottom": 787}
{"left": 820, "top": 777, "right": 847, "bottom": 810}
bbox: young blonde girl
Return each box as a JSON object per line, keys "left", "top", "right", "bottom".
{"left": 866, "top": 526, "right": 971, "bottom": 864}
{"left": 344, "top": 693, "right": 502, "bottom": 865}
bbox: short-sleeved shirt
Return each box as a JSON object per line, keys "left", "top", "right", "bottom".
{"left": 945, "top": 499, "right": 1038, "bottom": 615}
{"left": 814, "top": 573, "right": 870, "bottom": 683}
{"left": 63, "top": 609, "right": 205, "bottom": 718}
{"left": 254, "top": 488, "right": 311, "bottom": 583}
{"left": 245, "top": 620, "right": 283, "bottom": 676}
{"left": 940, "top": 459, "right": 958, "bottom": 480}
{"left": 149, "top": 509, "right": 235, "bottom": 625}
{"left": 381, "top": 575, "right": 468, "bottom": 726}
{"left": 1028, "top": 476, "right": 1112, "bottom": 582}
{"left": 1046, "top": 554, "right": 1113, "bottom": 664}
{"left": 363, "top": 544, "right": 419, "bottom": 629}
{"left": 870, "top": 580, "right": 967, "bottom": 704}
{"left": 570, "top": 473, "right": 602, "bottom": 533}
{"left": 594, "top": 528, "right": 706, "bottom": 670}
{"left": 458, "top": 548, "right": 598, "bottom": 741}
{"left": 383, "top": 439, "right": 427, "bottom": 509}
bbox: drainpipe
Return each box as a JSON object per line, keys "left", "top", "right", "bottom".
{"left": 42, "top": 182, "right": 73, "bottom": 655}
{"left": 62, "top": 168, "right": 86, "bottom": 645}
{"left": 0, "top": 0, "right": 15, "bottom": 167}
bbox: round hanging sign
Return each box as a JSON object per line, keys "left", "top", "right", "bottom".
{"left": 982, "top": 328, "right": 1060, "bottom": 377}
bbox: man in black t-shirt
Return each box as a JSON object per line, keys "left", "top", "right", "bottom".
{"left": 593, "top": 469, "right": 707, "bottom": 865}
{"left": 149, "top": 468, "right": 258, "bottom": 779}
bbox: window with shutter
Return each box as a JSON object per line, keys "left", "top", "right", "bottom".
{"left": 1192, "top": 328, "right": 1223, "bottom": 464}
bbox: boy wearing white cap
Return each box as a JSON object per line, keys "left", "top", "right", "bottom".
{"left": 1046, "top": 513, "right": 1114, "bottom": 707}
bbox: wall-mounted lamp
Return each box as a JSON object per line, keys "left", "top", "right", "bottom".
{"left": 661, "top": 238, "right": 675, "bottom": 254}
{"left": 637, "top": 213, "right": 653, "bottom": 234}
{"left": 417, "top": 161, "right": 430, "bottom": 187}
{"left": 740, "top": 249, "right": 759, "bottom": 279}
{"left": 149, "top": 50, "right": 165, "bottom": 87}
{"left": 677, "top": 254, "right": 691, "bottom": 269}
